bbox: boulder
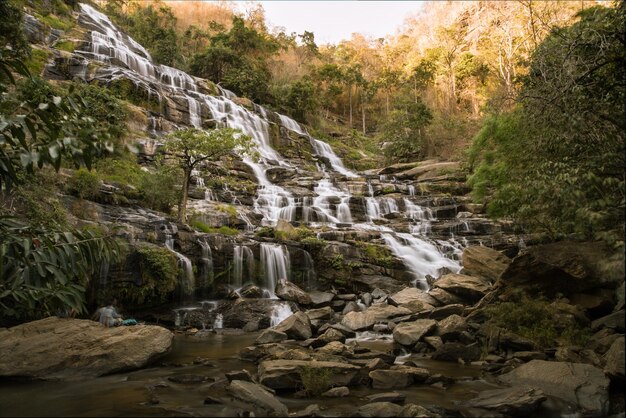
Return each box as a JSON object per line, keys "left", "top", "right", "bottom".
{"left": 466, "top": 386, "right": 547, "bottom": 416}
{"left": 342, "top": 304, "right": 412, "bottom": 331}
{"left": 603, "top": 336, "right": 624, "bottom": 381}
{"left": 255, "top": 329, "right": 288, "bottom": 345}
{"left": 305, "top": 306, "right": 334, "bottom": 322}
{"left": 434, "top": 315, "right": 466, "bottom": 342}
{"left": 239, "top": 284, "right": 264, "bottom": 298}
{"left": 365, "top": 392, "right": 406, "bottom": 404}
{"left": 427, "top": 304, "right": 465, "bottom": 320}
{"left": 355, "top": 402, "right": 403, "bottom": 417}
{"left": 431, "top": 342, "right": 481, "bottom": 363}
{"left": 591, "top": 310, "right": 625, "bottom": 332}
{"left": 310, "top": 328, "right": 345, "bottom": 348}
{"left": 227, "top": 380, "right": 288, "bottom": 417}
{"left": 499, "top": 360, "right": 610, "bottom": 416}
{"left": 369, "top": 366, "right": 429, "bottom": 389}
{"left": 322, "top": 386, "right": 350, "bottom": 397}
{"left": 317, "top": 341, "right": 353, "bottom": 357}
{"left": 432, "top": 273, "right": 491, "bottom": 303}
{"left": 399, "top": 404, "right": 439, "bottom": 417}
{"left": 498, "top": 241, "right": 624, "bottom": 298}
{"left": 258, "top": 360, "right": 361, "bottom": 390}
{"left": 308, "top": 290, "right": 335, "bottom": 307}
{"left": 275, "top": 279, "right": 313, "bottom": 305}
{"left": 392, "top": 319, "right": 437, "bottom": 346}
{"left": 274, "top": 311, "right": 312, "bottom": 340}
{"left": 0, "top": 317, "right": 173, "bottom": 379}
{"left": 389, "top": 287, "right": 440, "bottom": 307}
{"left": 427, "top": 288, "right": 465, "bottom": 306}
{"left": 461, "top": 246, "right": 510, "bottom": 282}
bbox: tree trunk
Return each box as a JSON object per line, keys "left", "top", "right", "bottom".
{"left": 178, "top": 168, "right": 192, "bottom": 224}
{"left": 362, "top": 101, "right": 366, "bottom": 135}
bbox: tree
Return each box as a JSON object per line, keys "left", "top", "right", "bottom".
{"left": 468, "top": 4, "right": 625, "bottom": 247}
{"left": 379, "top": 98, "right": 433, "bottom": 163}
{"left": 164, "top": 127, "right": 252, "bottom": 223}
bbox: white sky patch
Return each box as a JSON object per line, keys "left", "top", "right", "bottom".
{"left": 257, "top": 1, "right": 424, "bottom": 44}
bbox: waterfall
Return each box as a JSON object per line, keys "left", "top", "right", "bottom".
{"left": 197, "top": 239, "right": 213, "bottom": 284}
{"left": 213, "top": 313, "right": 223, "bottom": 329}
{"left": 310, "top": 138, "right": 359, "bottom": 178}
{"left": 163, "top": 225, "right": 194, "bottom": 294}
{"left": 260, "top": 243, "right": 290, "bottom": 298}
{"left": 302, "top": 250, "right": 317, "bottom": 290}
{"left": 404, "top": 198, "right": 434, "bottom": 235}
{"left": 231, "top": 245, "right": 255, "bottom": 290}
{"left": 270, "top": 302, "right": 293, "bottom": 327}
{"left": 382, "top": 233, "right": 461, "bottom": 290}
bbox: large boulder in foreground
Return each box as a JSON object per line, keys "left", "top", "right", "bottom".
{"left": 275, "top": 279, "right": 312, "bottom": 305}
{"left": 227, "top": 380, "right": 288, "bottom": 417}
{"left": 258, "top": 359, "right": 361, "bottom": 390}
{"left": 274, "top": 311, "right": 312, "bottom": 340}
{"left": 0, "top": 317, "right": 173, "bottom": 380}
{"left": 432, "top": 273, "right": 491, "bottom": 303}
{"left": 498, "top": 241, "right": 624, "bottom": 298}
{"left": 499, "top": 360, "right": 609, "bottom": 416}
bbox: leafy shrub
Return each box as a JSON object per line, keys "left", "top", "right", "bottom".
{"left": 67, "top": 168, "right": 100, "bottom": 200}
{"left": 483, "top": 295, "right": 591, "bottom": 348}
{"left": 190, "top": 220, "right": 239, "bottom": 236}
{"left": 129, "top": 245, "right": 178, "bottom": 304}
{"left": 359, "top": 243, "right": 394, "bottom": 267}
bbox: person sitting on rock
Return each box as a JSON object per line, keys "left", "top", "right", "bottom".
{"left": 93, "top": 300, "right": 123, "bottom": 327}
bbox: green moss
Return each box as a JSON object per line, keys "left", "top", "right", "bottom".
{"left": 37, "top": 13, "right": 74, "bottom": 31}
{"left": 54, "top": 40, "right": 75, "bottom": 52}
{"left": 216, "top": 204, "right": 238, "bottom": 221}
{"left": 66, "top": 168, "right": 100, "bottom": 200}
{"left": 358, "top": 243, "right": 394, "bottom": 268}
{"left": 121, "top": 245, "right": 178, "bottom": 304}
{"left": 24, "top": 48, "right": 50, "bottom": 75}
{"left": 191, "top": 220, "right": 240, "bottom": 236}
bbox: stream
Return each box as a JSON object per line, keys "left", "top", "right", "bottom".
{"left": 0, "top": 330, "right": 499, "bottom": 417}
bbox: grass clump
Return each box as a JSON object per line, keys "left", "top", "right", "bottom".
{"left": 483, "top": 294, "right": 591, "bottom": 348}
{"left": 299, "top": 366, "right": 333, "bottom": 396}
{"left": 190, "top": 219, "right": 239, "bottom": 236}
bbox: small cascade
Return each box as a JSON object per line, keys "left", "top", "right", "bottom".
{"left": 305, "top": 176, "right": 353, "bottom": 225}
{"left": 404, "top": 198, "right": 434, "bottom": 235}
{"left": 238, "top": 212, "right": 256, "bottom": 232}
{"left": 382, "top": 233, "right": 461, "bottom": 290}
{"left": 204, "top": 188, "right": 217, "bottom": 201}
{"left": 188, "top": 97, "right": 201, "bottom": 127}
{"left": 213, "top": 313, "right": 223, "bottom": 329}
{"left": 260, "top": 243, "right": 290, "bottom": 297}
{"left": 408, "top": 185, "right": 416, "bottom": 196}
{"left": 270, "top": 302, "right": 293, "bottom": 327}
{"left": 302, "top": 250, "right": 317, "bottom": 290}
{"left": 197, "top": 239, "right": 214, "bottom": 285}
{"left": 231, "top": 245, "right": 255, "bottom": 290}
{"left": 163, "top": 225, "right": 194, "bottom": 294}
{"left": 310, "top": 138, "right": 359, "bottom": 178}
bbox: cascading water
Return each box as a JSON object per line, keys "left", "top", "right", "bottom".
{"left": 231, "top": 245, "right": 255, "bottom": 290}
{"left": 270, "top": 302, "right": 293, "bottom": 327}
{"left": 382, "top": 233, "right": 461, "bottom": 290}
{"left": 260, "top": 243, "right": 290, "bottom": 298}
{"left": 163, "top": 225, "right": 194, "bottom": 293}
{"left": 197, "top": 239, "right": 214, "bottom": 285}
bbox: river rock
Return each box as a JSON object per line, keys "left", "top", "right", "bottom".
{"left": 434, "top": 315, "right": 466, "bottom": 342}
{"left": 0, "top": 317, "right": 173, "bottom": 380}
{"left": 499, "top": 360, "right": 609, "bottom": 416}
{"left": 398, "top": 404, "right": 439, "bottom": 417}
{"left": 431, "top": 342, "right": 481, "bottom": 363}
{"left": 369, "top": 366, "right": 429, "bottom": 389}
{"left": 275, "top": 279, "right": 313, "bottom": 305}
{"left": 461, "top": 246, "right": 510, "bottom": 282}
{"left": 305, "top": 306, "right": 333, "bottom": 322}
{"left": 322, "top": 386, "right": 350, "bottom": 397}
{"left": 426, "top": 288, "right": 465, "bottom": 306}
{"left": 389, "top": 287, "right": 440, "bottom": 307}
{"left": 258, "top": 359, "right": 361, "bottom": 390}
{"left": 466, "top": 386, "right": 547, "bottom": 416}
{"left": 310, "top": 328, "right": 345, "bottom": 348}
{"left": 342, "top": 304, "right": 411, "bottom": 331}
{"left": 365, "top": 392, "right": 406, "bottom": 404}
{"left": 355, "top": 401, "right": 403, "bottom": 417}
{"left": 255, "top": 329, "right": 288, "bottom": 345}
{"left": 308, "top": 290, "right": 335, "bottom": 307}
{"left": 432, "top": 273, "right": 491, "bottom": 303}
{"left": 426, "top": 304, "right": 465, "bottom": 320}
{"left": 239, "top": 284, "right": 264, "bottom": 298}
{"left": 392, "top": 319, "right": 437, "bottom": 346}
{"left": 227, "top": 380, "right": 288, "bottom": 417}
{"left": 603, "top": 336, "right": 625, "bottom": 380}
{"left": 274, "top": 311, "right": 312, "bottom": 340}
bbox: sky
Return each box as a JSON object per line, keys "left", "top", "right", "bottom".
{"left": 257, "top": 1, "right": 425, "bottom": 44}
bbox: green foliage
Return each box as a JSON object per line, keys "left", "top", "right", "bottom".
{"left": 190, "top": 220, "right": 239, "bottom": 236}
{"left": 37, "top": 13, "right": 74, "bottom": 31}
{"left": 130, "top": 245, "right": 178, "bottom": 304}
{"left": 483, "top": 295, "right": 591, "bottom": 348}
{"left": 468, "top": 5, "right": 625, "bottom": 248}
{"left": 301, "top": 237, "right": 327, "bottom": 255}
{"left": 54, "top": 40, "right": 76, "bottom": 53}
{"left": 0, "top": 217, "right": 122, "bottom": 323}
{"left": 66, "top": 168, "right": 100, "bottom": 200}
{"left": 0, "top": 58, "right": 115, "bottom": 191}
{"left": 10, "top": 171, "right": 68, "bottom": 228}
{"left": 24, "top": 49, "right": 50, "bottom": 75}
{"left": 299, "top": 366, "right": 333, "bottom": 396}
{"left": 0, "top": 0, "right": 31, "bottom": 61}
{"left": 379, "top": 98, "right": 433, "bottom": 164}
{"left": 359, "top": 243, "right": 394, "bottom": 267}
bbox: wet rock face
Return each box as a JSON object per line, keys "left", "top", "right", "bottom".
{"left": 0, "top": 317, "right": 173, "bottom": 380}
